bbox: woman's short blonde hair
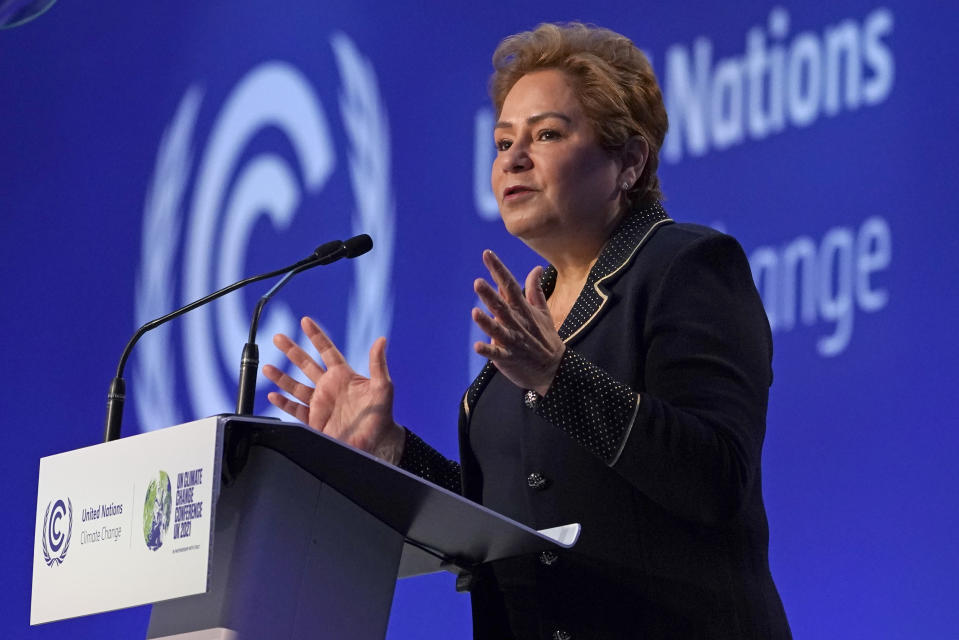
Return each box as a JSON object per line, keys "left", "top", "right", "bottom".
{"left": 491, "top": 22, "right": 668, "bottom": 205}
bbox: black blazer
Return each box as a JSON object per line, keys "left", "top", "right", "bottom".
{"left": 400, "top": 202, "right": 791, "bottom": 639}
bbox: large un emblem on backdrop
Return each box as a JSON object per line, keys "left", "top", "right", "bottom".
{"left": 134, "top": 33, "right": 394, "bottom": 431}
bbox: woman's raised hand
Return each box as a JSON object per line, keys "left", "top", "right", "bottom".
{"left": 262, "top": 317, "right": 406, "bottom": 464}
{"left": 472, "top": 250, "right": 565, "bottom": 396}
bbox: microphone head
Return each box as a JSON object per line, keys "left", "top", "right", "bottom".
{"left": 344, "top": 234, "right": 373, "bottom": 258}
{"left": 312, "top": 240, "right": 344, "bottom": 261}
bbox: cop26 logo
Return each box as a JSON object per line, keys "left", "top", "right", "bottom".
{"left": 143, "top": 471, "right": 172, "bottom": 550}
{"left": 41, "top": 498, "right": 73, "bottom": 566}
{"left": 134, "top": 33, "right": 394, "bottom": 430}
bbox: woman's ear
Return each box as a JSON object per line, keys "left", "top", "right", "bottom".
{"left": 619, "top": 135, "right": 649, "bottom": 188}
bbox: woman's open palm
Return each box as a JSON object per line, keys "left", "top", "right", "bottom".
{"left": 262, "top": 316, "right": 405, "bottom": 464}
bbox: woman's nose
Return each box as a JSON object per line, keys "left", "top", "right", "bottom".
{"left": 502, "top": 144, "right": 532, "bottom": 172}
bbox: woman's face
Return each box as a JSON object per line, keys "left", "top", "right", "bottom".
{"left": 491, "top": 69, "right": 623, "bottom": 245}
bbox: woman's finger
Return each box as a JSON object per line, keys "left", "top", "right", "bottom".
{"left": 301, "top": 317, "right": 348, "bottom": 368}
{"left": 482, "top": 250, "right": 524, "bottom": 304}
{"left": 267, "top": 391, "right": 311, "bottom": 424}
{"left": 262, "top": 364, "right": 314, "bottom": 405}
{"left": 474, "top": 278, "right": 517, "bottom": 325}
{"left": 273, "top": 333, "right": 326, "bottom": 382}
{"left": 525, "top": 266, "right": 549, "bottom": 311}
{"left": 369, "top": 336, "right": 391, "bottom": 385}
{"left": 474, "top": 339, "right": 510, "bottom": 361}
{"left": 472, "top": 307, "right": 514, "bottom": 345}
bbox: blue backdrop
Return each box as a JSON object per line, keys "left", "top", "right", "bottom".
{"left": 2, "top": 1, "right": 957, "bottom": 637}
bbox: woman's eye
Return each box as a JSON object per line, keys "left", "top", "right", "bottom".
{"left": 496, "top": 139, "right": 513, "bottom": 151}
{"left": 537, "top": 129, "right": 561, "bottom": 141}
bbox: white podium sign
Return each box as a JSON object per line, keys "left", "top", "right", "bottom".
{"left": 31, "top": 418, "right": 223, "bottom": 625}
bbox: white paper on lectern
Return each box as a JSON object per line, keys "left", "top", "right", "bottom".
{"left": 537, "top": 523, "right": 581, "bottom": 546}
{"left": 31, "top": 417, "right": 222, "bottom": 625}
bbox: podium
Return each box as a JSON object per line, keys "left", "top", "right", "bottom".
{"left": 32, "top": 416, "right": 579, "bottom": 639}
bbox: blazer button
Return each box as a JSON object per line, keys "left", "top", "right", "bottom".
{"left": 552, "top": 630, "right": 572, "bottom": 640}
{"left": 527, "top": 472, "right": 550, "bottom": 490}
{"left": 539, "top": 550, "right": 559, "bottom": 566}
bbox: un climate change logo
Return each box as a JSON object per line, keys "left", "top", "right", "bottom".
{"left": 134, "top": 32, "right": 395, "bottom": 431}
{"left": 143, "top": 471, "right": 172, "bottom": 550}
{"left": 41, "top": 498, "right": 73, "bottom": 566}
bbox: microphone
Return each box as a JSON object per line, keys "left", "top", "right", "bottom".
{"left": 313, "top": 233, "right": 374, "bottom": 264}
{"left": 234, "top": 234, "right": 372, "bottom": 414}
{"left": 104, "top": 234, "right": 373, "bottom": 442}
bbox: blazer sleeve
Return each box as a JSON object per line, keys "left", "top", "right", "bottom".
{"left": 534, "top": 233, "right": 772, "bottom": 525}
{"left": 397, "top": 428, "right": 463, "bottom": 494}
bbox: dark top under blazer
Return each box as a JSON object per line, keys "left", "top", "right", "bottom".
{"left": 400, "top": 201, "right": 791, "bottom": 639}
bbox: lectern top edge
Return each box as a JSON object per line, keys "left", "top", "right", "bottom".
{"left": 223, "top": 416, "right": 579, "bottom": 574}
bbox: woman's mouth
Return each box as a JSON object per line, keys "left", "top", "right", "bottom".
{"left": 503, "top": 185, "right": 536, "bottom": 201}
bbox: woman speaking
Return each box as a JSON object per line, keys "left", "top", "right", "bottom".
{"left": 263, "top": 22, "right": 791, "bottom": 640}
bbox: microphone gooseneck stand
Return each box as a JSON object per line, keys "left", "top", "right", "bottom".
{"left": 235, "top": 233, "right": 374, "bottom": 415}
{"left": 234, "top": 264, "right": 312, "bottom": 415}
{"left": 103, "top": 234, "right": 373, "bottom": 443}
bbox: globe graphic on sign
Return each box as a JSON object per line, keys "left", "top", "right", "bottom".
{"left": 142, "top": 471, "right": 172, "bottom": 550}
